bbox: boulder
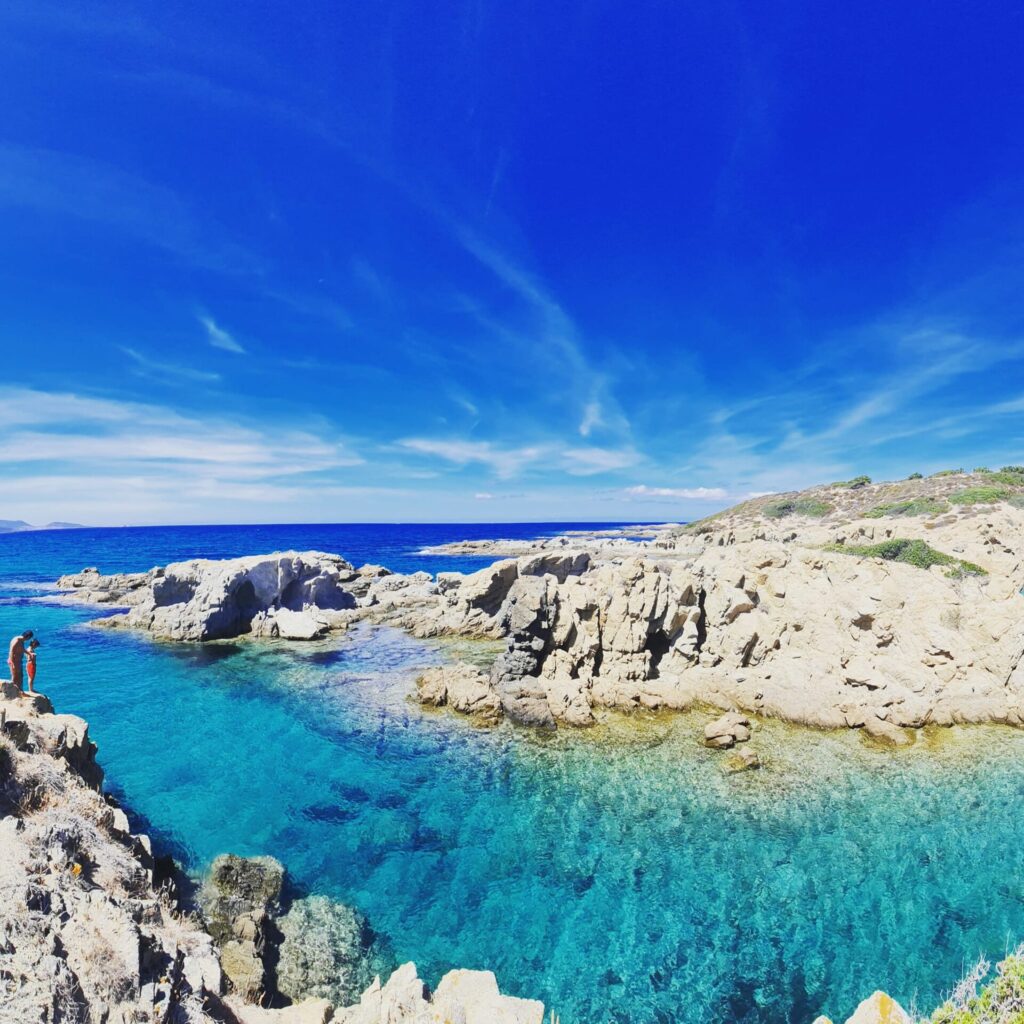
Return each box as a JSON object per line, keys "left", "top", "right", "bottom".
{"left": 843, "top": 991, "right": 910, "bottom": 1024}
{"left": 457, "top": 559, "right": 520, "bottom": 616}
{"left": 335, "top": 962, "right": 545, "bottom": 1024}
{"left": 229, "top": 998, "right": 335, "bottom": 1024}
{"left": 415, "top": 664, "right": 502, "bottom": 721}
{"left": 432, "top": 968, "right": 545, "bottom": 1024}
{"left": 862, "top": 715, "right": 913, "bottom": 747}
{"left": 335, "top": 962, "right": 430, "bottom": 1024}
{"left": 704, "top": 711, "right": 752, "bottom": 749}
{"left": 516, "top": 551, "right": 590, "bottom": 583}
{"left": 251, "top": 607, "right": 330, "bottom": 640}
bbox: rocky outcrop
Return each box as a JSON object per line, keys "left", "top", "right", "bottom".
{"left": 59, "top": 552, "right": 358, "bottom": 641}
{"left": 335, "top": 961, "right": 544, "bottom": 1024}
{"left": 49, "top": 472, "right": 1024, "bottom": 737}
{"left": 469, "top": 504, "right": 1024, "bottom": 732}
{"left": 200, "top": 853, "right": 285, "bottom": 1002}
{"left": 0, "top": 690, "right": 222, "bottom": 1024}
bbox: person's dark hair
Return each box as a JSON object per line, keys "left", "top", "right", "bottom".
{"left": 21, "top": 630, "right": 33, "bottom": 639}
{"left": 29, "top": 639, "right": 40, "bottom": 649}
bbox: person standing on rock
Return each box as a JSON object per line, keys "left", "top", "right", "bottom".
{"left": 7, "top": 629, "right": 32, "bottom": 689}
{"left": 24, "top": 638, "right": 40, "bottom": 695}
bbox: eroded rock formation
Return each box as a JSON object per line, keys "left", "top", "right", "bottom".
{"left": 53, "top": 472, "right": 1024, "bottom": 738}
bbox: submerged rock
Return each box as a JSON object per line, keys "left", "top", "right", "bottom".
{"left": 276, "top": 894, "right": 384, "bottom": 1007}
{"left": 726, "top": 745, "right": 762, "bottom": 772}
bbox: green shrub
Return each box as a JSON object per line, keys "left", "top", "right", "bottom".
{"left": 930, "top": 949, "right": 1024, "bottom": 1024}
{"left": 949, "top": 486, "right": 1012, "bottom": 505}
{"left": 763, "top": 498, "right": 832, "bottom": 519}
{"left": 979, "top": 468, "right": 1024, "bottom": 487}
{"left": 908, "top": 472, "right": 924, "bottom": 479}
{"left": 931, "top": 468, "right": 964, "bottom": 477}
{"left": 833, "top": 475, "right": 872, "bottom": 489}
{"left": 863, "top": 497, "right": 950, "bottom": 519}
{"left": 825, "top": 538, "right": 987, "bottom": 577}
{"left": 973, "top": 466, "right": 991, "bottom": 473}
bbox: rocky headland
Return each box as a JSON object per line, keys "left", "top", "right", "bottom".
{"left": 55, "top": 468, "right": 1024, "bottom": 743}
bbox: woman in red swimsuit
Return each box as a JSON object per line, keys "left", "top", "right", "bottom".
{"left": 25, "top": 639, "right": 40, "bottom": 694}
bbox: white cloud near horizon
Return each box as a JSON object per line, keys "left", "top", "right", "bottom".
{"left": 0, "top": 387, "right": 365, "bottom": 524}
{"left": 625, "top": 485, "right": 728, "bottom": 500}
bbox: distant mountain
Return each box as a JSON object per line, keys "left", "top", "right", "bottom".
{"left": 0, "top": 520, "right": 84, "bottom": 533}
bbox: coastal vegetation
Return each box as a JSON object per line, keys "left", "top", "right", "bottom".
{"left": 949, "top": 486, "right": 1013, "bottom": 505}
{"left": 928, "top": 949, "right": 1024, "bottom": 1024}
{"left": 863, "top": 497, "right": 950, "bottom": 518}
{"left": 980, "top": 467, "right": 1024, "bottom": 486}
{"left": 824, "top": 538, "right": 987, "bottom": 578}
{"left": 763, "top": 496, "right": 833, "bottom": 518}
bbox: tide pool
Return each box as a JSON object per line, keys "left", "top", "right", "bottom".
{"left": 3, "top": 525, "right": 1024, "bottom": 1023}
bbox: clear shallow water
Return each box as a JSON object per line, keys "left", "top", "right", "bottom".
{"left": 3, "top": 524, "right": 1024, "bottom": 1023}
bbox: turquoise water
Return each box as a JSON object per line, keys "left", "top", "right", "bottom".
{"left": 4, "top": 525, "right": 1024, "bottom": 1023}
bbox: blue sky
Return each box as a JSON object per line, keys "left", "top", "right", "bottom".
{"left": 1, "top": 1, "right": 1023, "bottom": 525}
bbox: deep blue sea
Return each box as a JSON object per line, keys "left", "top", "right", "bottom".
{"left": 3, "top": 523, "right": 1024, "bottom": 1024}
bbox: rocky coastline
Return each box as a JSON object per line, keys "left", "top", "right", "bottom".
{"left": 3, "top": 685, "right": 1020, "bottom": 1024}
{"left": 54, "top": 469, "right": 1024, "bottom": 743}
{"left": 0, "top": 685, "right": 547, "bottom": 1023}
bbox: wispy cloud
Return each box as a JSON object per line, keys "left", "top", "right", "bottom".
{"left": 625, "top": 485, "right": 728, "bottom": 500}
{"left": 397, "top": 438, "right": 546, "bottom": 479}
{"left": 0, "top": 387, "right": 365, "bottom": 524}
{"left": 121, "top": 347, "right": 221, "bottom": 383}
{"left": 199, "top": 315, "right": 245, "bottom": 354}
{"left": 0, "top": 143, "right": 262, "bottom": 275}
{"left": 562, "top": 447, "right": 641, "bottom": 476}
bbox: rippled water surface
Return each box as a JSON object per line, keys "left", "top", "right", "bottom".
{"left": 3, "top": 524, "right": 1024, "bottom": 1024}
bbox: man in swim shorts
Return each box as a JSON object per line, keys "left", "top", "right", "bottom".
{"left": 7, "top": 630, "right": 32, "bottom": 689}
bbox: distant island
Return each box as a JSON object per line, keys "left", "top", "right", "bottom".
{"left": 0, "top": 519, "right": 84, "bottom": 533}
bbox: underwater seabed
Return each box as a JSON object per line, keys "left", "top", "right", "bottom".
{"left": 12, "top": 599, "right": 1024, "bottom": 1024}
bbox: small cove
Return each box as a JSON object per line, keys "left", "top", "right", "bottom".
{"left": 3, "top": 524, "right": 1024, "bottom": 1023}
